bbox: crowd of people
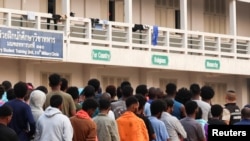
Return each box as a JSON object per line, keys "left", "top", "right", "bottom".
{"left": 0, "top": 72, "right": 250, "bottom": 141}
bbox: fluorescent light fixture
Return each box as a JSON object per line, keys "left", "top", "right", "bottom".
{"left": 238, "top": 0, "right": 250, "bottom": 3}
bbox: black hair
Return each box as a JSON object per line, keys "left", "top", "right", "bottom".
{"left": 185, "top": 100, "right": 198, "bottom": 115}
{"left": 120, "top": 81, "right": 131, "bottom": 88}
{"left": 148, "top": 87, "right": 157, "bottom": 100}
{"left": 150, "top": 99, "right": 165, "bottom": 116}
{"left": 210, "top": 104, "right": 223, "bottom": 117}
{"left": 36, "top": 85, "right": 48, "bottom": 94}
{"left": 0, "top": 85, "right": 4, "bottom": 98}
{"left": 1, "top": 80, "right": 12, "bottom": 91}
{"left": 165, "top": 83, "right": 177, "bottom": 96}
{"left": 98, "top": 98, "right": 111, "bottom": 110}
{"left": 105, "top": 85, "right": 116, "bottom": 98}
{"left": 0, "top": 105, "right": 12, "bottom": 117}
{"left": 135, "top": 84, "right": 148, "bottom": 96}
{"left": 14, "top": 81, "right": 28, "bottom": 98}
{"left": 6, "top": 88, "right": 15, "bottom": 101}
{"left": 49, "top": 73, "right": 61, "bottom": 87}
{"left": 175, "top": 87, "right": 192, "bottom": 105}
{"left": 134, "top": 94, "right": 147, "bottom": 110}
{"left": 66, "top": 86, "right": 79, "bottom": 100}
{"left": 60, "top": 78, "right": 68, "bottom": 91}
{"left": 195, "top": 107, "right": 203, "bottom": 119}
{"left": 116, "top": 86, "right": 122, "bottom": 99}
{"left": 81, "top": 85, "right": 95, "bottom": 98}
{"left": 163, "top": 97, "right": 174, "bottom": 109}
{"left": 87, "top": 78, "right": 100, "bottom": 92}
{"left": 241, "top": 107, "right": 250, "bottom": 119}
{"left": 125, "top": 96, "right": 138, "bottom": 108}
{"left": 200, "top": 85, "right": 215, "bottom": 100}
{"left": 122, "top": 85, "right": 133, "bottom": 98}
{"left": 82, "top": 98, "right": 99, "bottom": 111}
{"left": 190, "top": 83, "right": 201, "bottom": 97}
{"left": 50, "top": 95, "right": 63, "bottom": 108}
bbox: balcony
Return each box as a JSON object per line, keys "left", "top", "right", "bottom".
{"left": 0, "top": 8, "right": 250, "bottom": 61}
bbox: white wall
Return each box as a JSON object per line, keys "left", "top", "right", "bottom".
{"left": 189, "top": 0, "right": 204, "bottom": 31}
{"left": 85, "top": 0, "right": 100, "bottom": 18}
{"left": 140, "top": 0, "right": 155, "bottom": 25}
{"left": 132, "top": 0, "right": 140, "bottom": 24}
{"left": 0, "top": 58, "right": 20, "bottom": 85}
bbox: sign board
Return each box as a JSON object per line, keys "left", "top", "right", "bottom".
{"left": 0, "top": 27, "right": 63, "bottom": 59}
{"left": 92, "top": 49, "right": 111, "bottom": 61}
{"left": 152, "top": 55, "right": 168, "bottom": 66}
{"left": 205, "top": 59, "right": 220, "bottom": 70}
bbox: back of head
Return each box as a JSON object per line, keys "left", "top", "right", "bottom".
{"left": 190, "top": 83, "right": 201, "bottom": 97}
{"left": 163, "top": 97, "right": 174, "bottom": 109}
{"left": 0, "top": 85, "right": 4, "bottom": 98}
{"left": 14, "top": 81, "right": 28, "bottom": 98}
{"left": 241, "top": 107, "right": 250, "bottom": 119}
{"left": 30, "top": 90, "right": 46, "bottom": 108}
{"left": 195, "top": 107, "right": 203, "bottom": 119}
{"left": 135, "top": 84, "right": 148, "bottom": 97}
{"left": 116, "top": 86, "right": 122, "bottom": 99}
{"left": 148, "top": 87, "right": 157, "bottom": 100}
{"left": 120, "top": 81, "right": 131, "bottom": 89}
{"left": 185, "top": 100, "right": 198, "bottom": 115}
{"left": 50, "top": 95, "right": 63, "bottom": 108}
{"left": 60, "top": 78, "right": 68, "bottom": 91}
{"left": 0, "top": 105, "right": 12, "bottom": 118}
{"left": 36, "top": 85, "right": 48, "bottom": 94}
{"left": 105, "top": 85, "right": 116, "bottom": 98}
{"left": 99, "top": 98, "right": 111, "bottom": 110}
{"left": 87, "top": 78, "right": 100, "bottom": 92}
{"left": 200, "top": 85, "right": 215, "bottom": 100}
{"left": 122, "top": 85, "right": 133, "bottom": 98}
{"left": 49, "top": 73, "right": 61, "bottom": 87}
{"left": 134, "top": 94, "right": 147, "bottom": 110}
{"left": 125, "top": 96, "right": 138, "bottom": 108}
{"left": 165, "top": 83, "right": 177, "bottom": 96}
{"left": 175, "top": 87, "right": 192, "bottom": 105}
{"left": 82, "top": 98, "right": 99, "bottom": 111}
{"left": 6, "top": 88, "right": 15, "bottom": 101}
{"left": 225, "top": 90, "right": 236, "bottom": 102}
{"left": 1, "top": 80, "right": 12, "bottom": 91}
{"left": 81, "top": 85, "right": 95, "bottom": 98}
{"left": 66, "top": 86, "right": 79, "bottom": 100}
{"left": 100, "top": 92, "right": 111, "bottom": 101}
{"left": 211, "top": 104, "right": 223, "bottom": 117}
{"left": 150, "top": 99, "right": 165, "bottom": 116}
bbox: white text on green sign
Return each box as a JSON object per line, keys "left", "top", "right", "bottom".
{"left": 92, "top": 49, "right": 111, "bottom": 61}
{"left": 205, "top": 59, "right": 220, "bottom": 70}
{"left": 152, "top": 55, "right": 168, "bottom": 65}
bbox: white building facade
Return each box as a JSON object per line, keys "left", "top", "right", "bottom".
{"left": 0, "top": 0, "right": 249, "bottom": 106}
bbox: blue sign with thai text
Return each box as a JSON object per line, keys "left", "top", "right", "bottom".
{"left": 0, "top": 27, "right": 63, "bottom": 59}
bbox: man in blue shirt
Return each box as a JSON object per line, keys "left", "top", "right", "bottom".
{"left": 4, "top": 81, "right": 36, "bottom": 141}
{"left": 148, "top": 99, "right": 169, "bottom": 141}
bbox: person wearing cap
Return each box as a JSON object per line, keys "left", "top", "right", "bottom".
{"left": 222, "top": 90, "right": 241, "bottom": 125}
{"left": 0, "top": 105, "right": 18, "bottom": 141}
{"left": 234, "top": 105, "right": 250, "bottom": 125}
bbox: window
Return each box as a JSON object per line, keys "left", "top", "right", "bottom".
{"left": 204, "top": 82, "right": 227, "bottom": 105}
{"left": 155, "top": 0, "right": 180, "bottom": 28}
{"left": 204, "top": 0, "right": 226, "bottom": 34}
{"left": 101, "top": 76, "right": 128, "bottom": 90}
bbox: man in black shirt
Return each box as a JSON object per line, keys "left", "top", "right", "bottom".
{"left": 134, "top": 94, "right": 156, "bottom": 141}
{"left": 0, "top": 105, "right": 18, "bottom": 141}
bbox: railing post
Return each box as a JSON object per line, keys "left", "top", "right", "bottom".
{"left": 4, "top": 12, "right": 11, "bottom": 27}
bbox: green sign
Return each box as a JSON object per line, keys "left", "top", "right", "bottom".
{"left": 205, "top": 59, "right": 220, "bottom": 70}
{"left": 92, "top": 49, "right": 111, "bottom": 61}
{"left": 152, "top": 55, "right": 168, "bottom": 66}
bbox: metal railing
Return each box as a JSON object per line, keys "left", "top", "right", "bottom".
{"left": 0, "top": 8, "right": 249, "bottom": 60}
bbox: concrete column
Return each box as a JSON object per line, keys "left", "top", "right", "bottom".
{"left": 229, "top": 0, "right": 237, "bottom": 36}
{"left": 124, "top": 0, "right": 132, "bottom": 24}
{"left": 62, "top": 0, "right": 70, "bottom": 35}
{"left": 180, "top": 0, "right": 188, "bottom": 30}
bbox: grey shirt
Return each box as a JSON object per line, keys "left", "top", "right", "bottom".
{"left": 160, "top": 112, "right": 187, "bottom": 141}
{"left": 93, "top": 113, "right": 120, "bottom": 141}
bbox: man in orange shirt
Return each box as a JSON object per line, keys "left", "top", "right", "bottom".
{"left": 116, "top": 96, "right": 149, "bottom": 141}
